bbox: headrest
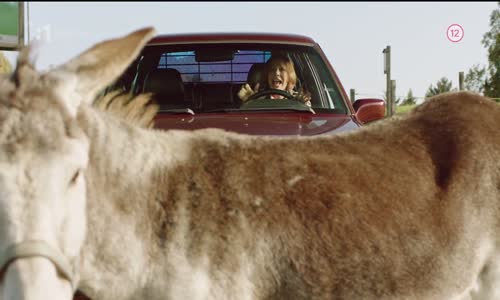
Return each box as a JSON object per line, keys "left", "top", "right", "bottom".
{"left": 143, "top": 68, "right": 185, "bottom": 103}
{"left": 247, "top": 63, "right": 266, "bottom": 88}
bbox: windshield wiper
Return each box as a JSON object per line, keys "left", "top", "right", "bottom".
{"left": 203, "top": 107, "right": 316, "bottom": 114}
{"left": 158, "top": 108, "right": 195, "bottom": 115}
{"left": 237, "top": 98, "right": 316, "bottom": 114}
{"left": 237, "top": 107, "right": 316, "bottom": 114}
{"left": 203, "top": 108, "right": 240, "bottom": 113}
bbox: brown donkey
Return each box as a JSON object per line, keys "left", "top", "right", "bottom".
{"left": 0, "top": 28, "right": 499, "bottom": 300}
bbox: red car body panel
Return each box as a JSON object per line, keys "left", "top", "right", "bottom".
{"left": 155, "top": 112, "right": 359, "bottom": 136}
{"left": 149, "top": 32, "right": 316, "bottom": 46}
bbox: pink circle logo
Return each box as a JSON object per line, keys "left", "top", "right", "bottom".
{"left": 447, "top": 24, "right": 464, "bottom": 43}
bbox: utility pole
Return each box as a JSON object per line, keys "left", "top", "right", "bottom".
{"left": 19, "top": 2, "right": 25, "bottom": 47}
{"left": 26, "top": 2, "right": 29, "bottom": 43}
{"left": 459, "top": 71, "right": 464, "bottom": 91}
{"left": 350, "top": 88, "right": 356, "bottom": 103}
{"left": 383, "top": 46, "right": 391, "bottom": 116}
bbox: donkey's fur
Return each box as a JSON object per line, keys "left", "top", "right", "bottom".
{"left": 92, "top": 90, "right": 158, "bottom": 129}
{"left": 1, "top": 28, "right": 500, "bottom": 300}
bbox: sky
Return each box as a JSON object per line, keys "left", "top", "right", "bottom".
{"left": 2, "top": 1, "right": 498, "bottom": 102}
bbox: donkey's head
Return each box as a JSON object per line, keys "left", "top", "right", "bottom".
{"left": 0, "top": 28, "right": 155, "bottom": 299}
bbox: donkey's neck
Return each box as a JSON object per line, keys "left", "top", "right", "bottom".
{"left": 76, "top": 106, "right": 194, "bottom": 300}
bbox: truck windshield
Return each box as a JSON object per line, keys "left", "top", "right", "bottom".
{"left": 110, "top": 43, "right": 348, "bottom": 114}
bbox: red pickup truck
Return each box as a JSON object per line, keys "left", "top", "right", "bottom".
{"left": 109, "top": 32, "right": 385, "bottom": 136}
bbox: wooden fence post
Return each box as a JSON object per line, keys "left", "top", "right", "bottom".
{"left": 391, "top": 79, "right": 396, "bottom": 116}
{"left": 383, "top": 46, "right": 391, "bottom": 117}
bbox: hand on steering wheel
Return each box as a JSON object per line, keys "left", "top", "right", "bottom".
{"left": 247, "top": 89, "right": 295, "bottom": 101}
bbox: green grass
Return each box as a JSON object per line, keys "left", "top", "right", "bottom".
{"left": 387, "top": 96, "right": 500, "bottom": 119}
{"left": 0, "top": 2, "right": 19, "bottom": 36}
{"left": 395, "top": 104, "right": 417, "bottom": 115}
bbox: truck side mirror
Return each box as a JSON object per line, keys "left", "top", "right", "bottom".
{"left": 353, "top": 98, "right": 385, "bottom": 124}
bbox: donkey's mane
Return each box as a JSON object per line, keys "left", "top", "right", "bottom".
{"left": 93, "top": 90, "right": 158, "bottom": 129}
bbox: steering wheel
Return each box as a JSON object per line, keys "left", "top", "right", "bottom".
{"left": 247, "top": 89, "right": 295, "bottom": 101}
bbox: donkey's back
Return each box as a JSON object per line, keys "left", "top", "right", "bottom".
{"left": 156, "top": 92, "right": 500, "bottom": 300}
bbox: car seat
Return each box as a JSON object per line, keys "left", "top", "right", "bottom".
{"left": 246, "top": 63, "right": 266, "bottom": 89}
{"left": 142, "top": 68, "right": 193, "bottom": 110}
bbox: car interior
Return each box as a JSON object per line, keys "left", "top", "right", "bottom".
{"left": 110, "top": 44, "right": 348, "bottom": 114}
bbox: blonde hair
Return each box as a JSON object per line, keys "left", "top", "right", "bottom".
{"left": 265, "top": 54, "right": 297, "bottom": 91}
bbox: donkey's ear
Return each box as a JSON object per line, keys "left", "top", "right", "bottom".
{"left": 48, "top": 27, "right": 155, "bottom": 114}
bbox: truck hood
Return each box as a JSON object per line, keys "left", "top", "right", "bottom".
{"left": 154, "top": 112, "right": 360, "bottom": 136}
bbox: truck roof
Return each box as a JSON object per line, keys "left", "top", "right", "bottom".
{"left": 148, "top": 32, "right": 316, "bottom": 46}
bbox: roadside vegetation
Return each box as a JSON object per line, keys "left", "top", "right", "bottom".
{"left": 392, "top": 3, "right": 499, "bottom": 116}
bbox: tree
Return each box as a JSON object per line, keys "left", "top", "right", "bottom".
{"left": 0, "top": 51, "right": 12, "bottom": 74}
{"left": 482, "top": 2, "right": 500, "bottom": 98}
{"left": 381, "top": 90, "right": 402, "bottom": 107}
{"left": 400, "top": 89, "right": 417, "bottom": 106}
{"left": 464, "top": 64, "right": 487, "bottom": 94}
{"left": 425, "top": 77, "right": 455, "bottom": 98}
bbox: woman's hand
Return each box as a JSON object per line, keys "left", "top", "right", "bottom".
{"left": 238, "top": 83, "right": 260, "bottom": 102}
{"left": 293, "top": 88, "right": 312, "bottom": 107}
